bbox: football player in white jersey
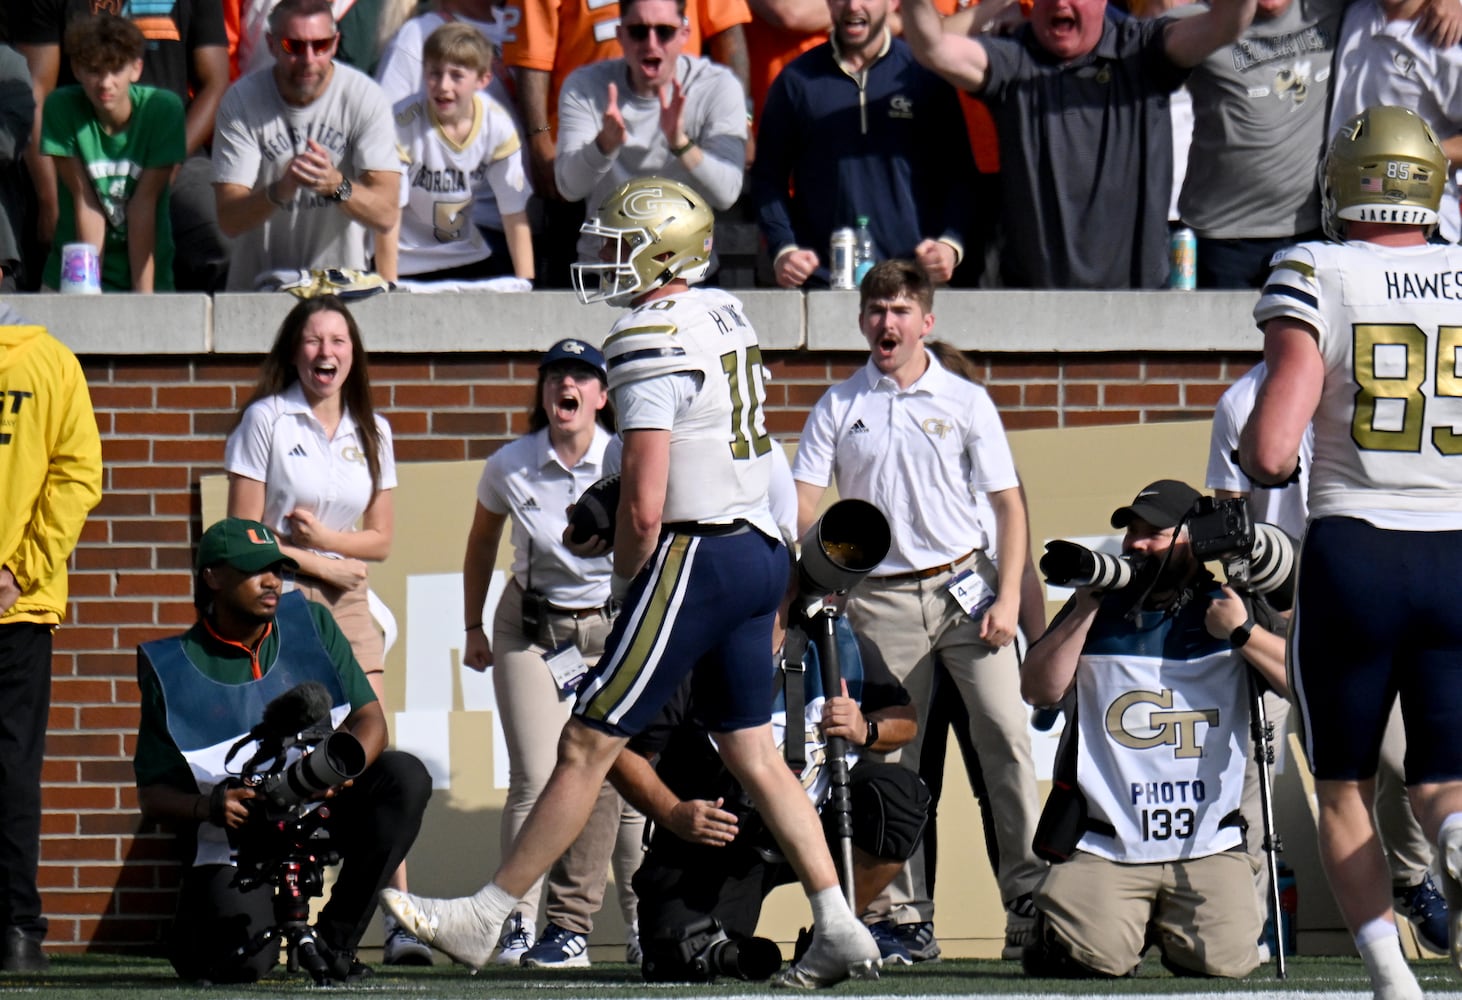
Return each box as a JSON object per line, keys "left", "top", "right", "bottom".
{"left": 381, "top": 177, "right": 881, "bottom": 987}
{"left": 1242, "top": 105, "right": 1462, "bottom": 1000}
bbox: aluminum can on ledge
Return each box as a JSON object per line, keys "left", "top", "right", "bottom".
{"left": 1169, "top": 227, "right": 1197, "bottom": 290}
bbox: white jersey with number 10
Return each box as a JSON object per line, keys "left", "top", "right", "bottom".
{"left": 602, "top": 287, "right": 779, "bottom": 539}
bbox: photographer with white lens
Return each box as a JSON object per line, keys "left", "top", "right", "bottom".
{"left": 132, "top": 517, "right": 430, "bottom": 984}
{"left": 1020, "top": 480, "right": 1287, "bottom": 979}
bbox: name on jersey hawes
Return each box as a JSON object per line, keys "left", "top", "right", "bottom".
{"left": 1384, "top": 267, "right": 1462, "bottom": 301}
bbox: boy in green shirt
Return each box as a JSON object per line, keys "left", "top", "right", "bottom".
{"left": 40, "top": 15, "right": 185, "bottom": 292}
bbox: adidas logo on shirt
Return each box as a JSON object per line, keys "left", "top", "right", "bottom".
{"left": 288, "top": 444, "right": 309, "bottom": 457}
{"left": 519, "top": 497, "right": 541, "bottom": 512}
{"left": 851, "top": 420, "right": 870, "bottom": 434}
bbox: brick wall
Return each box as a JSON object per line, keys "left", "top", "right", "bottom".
{"left": 46, "top": 348, "right": 1256, "bottom": 953}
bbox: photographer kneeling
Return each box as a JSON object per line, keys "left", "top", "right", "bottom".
{"left": 611, "top": 594, "right": 925, "bottom": 981}
{"left": 132, "top": 518, "right": 431, "bottom": 983}
{"left": 1021, "top": 481, "right": 1288, "bottom": 979}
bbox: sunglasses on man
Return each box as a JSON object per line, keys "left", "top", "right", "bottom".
{"left": 623, "top": 22, "right": 682, "bottom": 42}
{"left": 278, "top": 35, "right": 338, "bottom": 56}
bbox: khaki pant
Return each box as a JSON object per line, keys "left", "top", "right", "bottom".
{"left": 1037, "top": 849, "right": 1261, "bottom": 978}
{"left": 291, "top": 574, "right": 383, "bottom": 671}
{"left": 493, "top": 580, "right": 644, "bottom": 933}
{"left": 848, "top": 550, "right": 1045, "bottom": 921}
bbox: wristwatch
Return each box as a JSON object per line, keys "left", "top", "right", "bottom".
{"left": 328, "top": 177, "right": 353, "bottom": 203}
{"left": 1230, "top": 615, "right": 1255, "bottom": 649}
{"left": 862, "top": 718, "right": 880, "bottom": 749}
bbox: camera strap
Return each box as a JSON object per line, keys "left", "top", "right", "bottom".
{"left": 780, "top": 629, "right": 808, "bottom": 774}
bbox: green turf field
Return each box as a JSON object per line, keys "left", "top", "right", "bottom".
{"left": 3, "top": 955, "right": 1461, "bottom": 999}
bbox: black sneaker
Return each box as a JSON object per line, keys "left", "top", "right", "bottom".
{"left": 1395, "top": 873, "right": 1450, "bottom": 953}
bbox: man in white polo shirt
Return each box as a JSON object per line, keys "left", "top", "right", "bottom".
{"left": 792, "top": 259, "right": 1044, "bottom": 962}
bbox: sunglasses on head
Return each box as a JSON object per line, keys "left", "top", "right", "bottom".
{"left": 278, "top": 35, "right": 337, "bottom": 56}
{"left": 623, "top": 22, "right": 681, "bottom": 42}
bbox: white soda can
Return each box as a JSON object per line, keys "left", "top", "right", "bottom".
{"left": 59, "top": 243, "right": 102, "bottom": 294}
{"left": 829, "top": 228, "right": 856, "bottom": 289}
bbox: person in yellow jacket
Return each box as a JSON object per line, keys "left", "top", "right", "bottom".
{"left": 0, "top": 303, "right": 102, "bottom": 974}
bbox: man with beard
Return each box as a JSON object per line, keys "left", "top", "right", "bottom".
{"left": 211, "top": 0, "right": 400, "bottom": 290}
{"left": 1019, "top": 480, "right": 1288, "bottom": 978}
{"left": 133, "top": 518, "right": 430, "bottom": 983}
{"left": 899, "top": 0, "right": 1256, "bottom": 288}
{"left": 751, "top": 0, "right": 975, "bottom": 289}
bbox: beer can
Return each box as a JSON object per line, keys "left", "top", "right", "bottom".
{"left": 830, "top": 228, "right": 856, "bottom": 290}
{"left": 1169, "top": 227, "right": 1197, "bottom": 291}
{"left": 60, "top": 242, "right": 102, "bottom": 294}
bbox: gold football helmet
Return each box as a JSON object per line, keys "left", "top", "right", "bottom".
{"left": 572, "top": 176, "right": 715, "bottom": 305}
{"left": 1321, "top": 105, "right": 1447, "bottom": 241}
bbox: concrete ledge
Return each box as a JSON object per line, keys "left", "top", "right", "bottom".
{"left": 807, "top": 290, "right": 1263, "bottom": 352}
{"left": 7, "top": 287, "right": 1265, "bottom": 356}
{"left": 10, "top": 293, "right": 212, "bottom": 354}
{"left": 212, "top": 290, "right": 593, "bottom": 353}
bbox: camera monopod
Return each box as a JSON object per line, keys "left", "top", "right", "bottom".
{"left": 1248, "top": 668, "right": 1286, "bottom": 979}
{"left": 796, "top": 500, "right": 891, "bottom": 906}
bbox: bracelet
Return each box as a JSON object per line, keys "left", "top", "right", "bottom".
{"left": 669, "top": 138, "right": 695, "bottom": 157}
{"left": 529, "top": 124, "right": 552, "bottom": 135}
{"left": 465, "top": 622, "right": 483, "bottom": 631}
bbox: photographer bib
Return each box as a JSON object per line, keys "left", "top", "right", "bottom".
{"left": 139, "top": 592, "right": 351, "bottom": 866}
{"left": 1073, "top": 600, "right": 1248, "bottom": 864}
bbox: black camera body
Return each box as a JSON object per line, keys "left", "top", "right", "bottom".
{"left": 641, "top": 916, "right": 783, "bottom": 983}
{"left": 1186, "top": 497, "right": 1296, "bottom": 604}
{"left": 1187, "top": 496, "right": 1254, "bottom": 562}
{"left": 229, "top": 727, "right": 363, "bottom": 892}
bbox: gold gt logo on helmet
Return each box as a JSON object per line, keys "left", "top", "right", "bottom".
{"left": 621, "top": 186, "right": 684, "bottom": 221}
{"left": 1322, "top": 105, "right": 1446, "bottom": 241}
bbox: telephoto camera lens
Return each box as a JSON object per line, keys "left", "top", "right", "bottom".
{"left": 261, "top": 731, "right": 367, "bottom": 811}
{"left": 1039, "top": 540, "right": 1139, "bottom": 592}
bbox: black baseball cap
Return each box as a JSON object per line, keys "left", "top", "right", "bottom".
{"left": 196, "top": 518, "right": 299, "bottom": 574}
{"left": 1110, "top": 480, "right": 1202, "bottom": 530}
{"left": 540, "top": 339, "right": 607, "bottom": 379}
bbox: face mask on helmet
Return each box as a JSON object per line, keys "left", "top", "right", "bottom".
{"left": 571, "top": 177, "right": 715, "bottom": 305}
{"left": 1321, "top": 105, "right": 1446, "bottom": 242}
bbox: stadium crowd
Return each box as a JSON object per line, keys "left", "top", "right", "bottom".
{"left": 2, "top": 0, "right": 1462, "bottom": 996}
{"left": 2, "top": 0, "right": 1457, "bottom": 293}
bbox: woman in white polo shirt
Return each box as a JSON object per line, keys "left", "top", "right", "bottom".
{"left": 225, "top": 295, "right": 396, "bottom": 690}
{"left": 222, "top": 296, "right": 431, "bottom": 964}
{"left": 461, "top": 339, "right": 643, "bottom": 968}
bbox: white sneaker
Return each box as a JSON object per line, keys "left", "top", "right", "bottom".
{"left": 1441, "top": 823, "right": 1462, "bottom": 973}
{"left": 379, "top": 887, "right": 500, "bottom": 971}
{"left": 772, "top": 922, "right": 880, "bottom": 989}
{"left": 382, "top": 914, "right": 434, "bottom": 966}
{"left": 495, "top": 912, "right": 535, "bottom": 966}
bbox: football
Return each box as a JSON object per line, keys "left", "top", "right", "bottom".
{"left": 568, "top": 475, "right": 621, "bottom": 546}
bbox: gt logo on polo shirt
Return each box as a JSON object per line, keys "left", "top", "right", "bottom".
{"left": 922, "top": 417, "right": 953, "bottom": 439}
